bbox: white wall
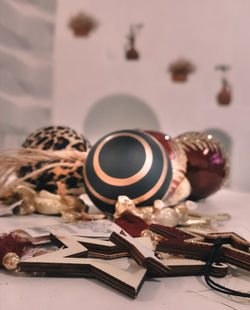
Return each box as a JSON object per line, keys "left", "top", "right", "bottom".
{"left": 0, "top": 0, "right": 57, "bottom": 147}
{"left": 53, "top": 0, "right": 250, "bottom": 192}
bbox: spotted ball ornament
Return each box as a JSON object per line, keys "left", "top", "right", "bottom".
{"left": 19, "top": 125, "right": 91, "bottom": 195}
{"left": 145, "top": 130, "right": 188, "bottom": 203}
{"left": 175, "top": 132, "right": 230, "bottom": 201}
{"left": 83, "top": 130, "right": 173, "bottom": 214}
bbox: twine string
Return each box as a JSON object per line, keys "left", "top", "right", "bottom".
{"left": 204, "top": 237, "right": 250, "bottom": 298}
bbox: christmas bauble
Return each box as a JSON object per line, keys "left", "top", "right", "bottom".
{"left": 84, "top": 129, "right": 172, "bottom": 214}
{"left": 175, "top": 132, "right": 229, "bottom": 200}
{"left": 19, "top": 126, "right": 91, "bottom": 195}
{"left": 145, "top": 130, "right": 188, "bottom": 203}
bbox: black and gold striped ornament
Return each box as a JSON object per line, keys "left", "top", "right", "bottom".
{"left": 83, "top": 130, "right": 172, "bottom": 214}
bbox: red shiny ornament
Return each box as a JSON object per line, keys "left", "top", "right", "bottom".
{"left": 175, "top": 132, "right": 230, "bottom": 201}
{"left": 145, "top": 130, "right": 187, "bottom": 203}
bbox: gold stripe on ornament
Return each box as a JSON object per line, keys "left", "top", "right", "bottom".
{"left": 133, "top": 142, "right": 169, "bottom": 204}
{"left": 93, "top": 132, "right": 153, "bottom": 186}
{"left": 83, "top": 167, "right": 117, "bottom": 205}
{"left": 84, "top": 139, "right": 170, "bottom": 207}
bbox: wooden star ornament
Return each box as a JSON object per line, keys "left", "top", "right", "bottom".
{"left": 150, "top": 224, "right": 250, "bottom": 271}
{"left": 109, "top": 228, "right": 228, "bottom": 278}
{"left": 18, "top": 234, "right": 147, "bottom": 298}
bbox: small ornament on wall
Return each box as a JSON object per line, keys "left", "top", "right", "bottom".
{"left": 68, "top": 11, "right": 98, "bottom": 37}
{"left": 125, "top": 24, "right": 143, "bottom": 60}
{"left": 215, "top": 65, "right": 232, "bottom": 106}
{"left": 168, "top": 58, "right": 196, "bottom": 82}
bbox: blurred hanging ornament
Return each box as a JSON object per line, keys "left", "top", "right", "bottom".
{"left": 68, "top": 11, "right": 98, "bottom": 37}
{"left": 145, "top": 130, "right": 189, "bottom": 204}
{"left": 217, "top": 78, "right": 232, "bottom": 105}
{"left": 168, "top": 58, "right": 196, "bottom": 82}
{"left": 125, "top": 24, "right": 143, "bottom": 60}
{"left": 215, "top": 65, "right": 232, "bottom": 106}
{"left": 175, "top": 132, "right": 230, "bottom": 201}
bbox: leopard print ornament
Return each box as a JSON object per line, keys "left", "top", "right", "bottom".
{"left": 18, "top": 126, "right": 91, "bottom": 196}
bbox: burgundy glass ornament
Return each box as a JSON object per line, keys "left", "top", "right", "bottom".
{"left": 175, "top": 132, "right": 230, "bottom": 201}
{"left": 145, "top": 130, "right": 187, "bottom": 203}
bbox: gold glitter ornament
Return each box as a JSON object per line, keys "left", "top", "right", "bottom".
{"left": 176, "top": 132, "right": 230, "bottom": 200}
{"left": 114, "top": 195, "right": 154, "bottom": 222}
{"left": 114, "top": 195, "right": 192, "bottom": 227}
{"left": 152, "top": 200, "right": 191, "bottom": 226}
{"left": 3, "top": 252, "right": 20, "bottom": 270}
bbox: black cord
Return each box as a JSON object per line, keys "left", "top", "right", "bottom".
{"left": 204, "top": 237, "right": 250, "bottom": 298}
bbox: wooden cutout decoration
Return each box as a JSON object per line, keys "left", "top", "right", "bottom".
{"left": 110, "top": 229, "right": 171, "bottom": 276}
{"left": 155, "top": 255, "right": 228, "bottom": 278}
{"left": 204, "top": 232, "right": 250, "bottom": 270}
{"left": 150, "top": 224, "right": 250, "bottom": 271}
{"left": 50, "top": 234, "right": 128, "bottom": 259}
{"left": 18, "top": 234, "right": 147, "bottom": 298}
{"left": 110, "top": 229, "right": 227, "bottom": 277}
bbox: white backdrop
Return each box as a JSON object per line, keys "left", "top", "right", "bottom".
{"left": 0, "top": 0, "right": 56, "bottom": 147}
{"left": 52, "top": 0, "right": 250, "bottom": 192}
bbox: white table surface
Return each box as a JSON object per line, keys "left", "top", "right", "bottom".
{"left": 0, "top": 189, "right": 250, "bottom": 310}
